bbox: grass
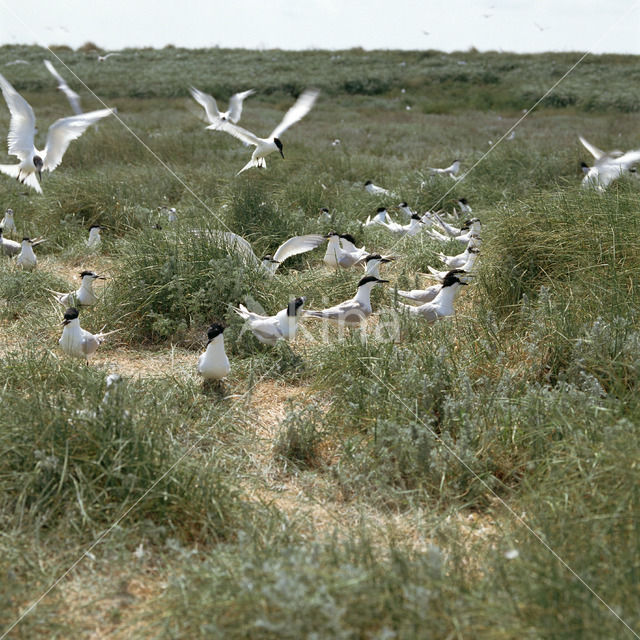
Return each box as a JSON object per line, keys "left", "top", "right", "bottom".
{"left": 0, "top": 45, "right": 639, "bottom": 638}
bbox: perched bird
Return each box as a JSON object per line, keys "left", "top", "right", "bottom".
{"left": 86, "top": 224, "right": 102, "bottom": 249}
{"left": 209, "top": 229, "right": 324, "bottom": 275}
{"left": 44, "top": 60, "right": 82, "bottom": 115}
{"left": 197, "top": 323, "right": 231, "bottom": 381}
{"left": 429, "top": 159, "right": 461, "bottom": 179}
{"left": 212, "top": 88, "right": 319, "bottom": 175}
{"left": 364, "top": 206, "right": 391, "bottom": 227}
{"left": 97, "top": 53, "right": 121, "bottom": 62}
{"left": 50, "top": 270, "right": 105, "bottom": 307}
{"left": 579, "top": 135, "right": 640, "bottom": 190}
{"left": 0, "top": 73, "right": 115, "bottom": 193}
{"left": 0, "top": 208, "right": 16, "bottom": 234}
{"left": 364, "top": 253, "right": 394, "bottom": 278}
{"left": 58, "top": 307, "right": 116, "bottom": 362}
{"left": 15, "top": 237, "right": 38, "bottom": 270}
{"left": 376, "top": 212, "right": 424, "bottom": 236}
{"left": 437, "top": 243, "right": 481, "bottom": 269}
{"left": 234, "top": 297, "right": 305, "bottom": 345}
{"left": 323, "top": 232, "right": 367, "bottom": 268}
{"left": 364, "top": 180, "right": 396, "bottom": 197}
{"left": 304, "top": 275, "right": 388, "bottom": 326}
{"left": 190, "top": 87, "right": 255, "bottom": 127}
{"left": 397, "top": 270, "right": 467, "bottom": 322}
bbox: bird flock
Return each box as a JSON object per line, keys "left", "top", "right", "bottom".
{"left": 1, "top": 58, "right": 638, "bottom": 385}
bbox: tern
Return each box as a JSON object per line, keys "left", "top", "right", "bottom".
{"left": 364, "top": 180, "right": 396, "bottom": 197}
{"left": 15, "top": 237, "right": 38, "bottom": 270}
{"left": 0, "top": 73, "right": 115, "bottom": 193}
{"left": 376, "top": 212, "right": 424, "bottom": 236}
{"left": 197, "top": 323, "right": 231, "bottom": 381}
{"left": 364, "top": 253, "right": 394, "bottom": 278}
{"left": 396, "top": 281, "right": 442, "bottom": 304}
{"left": 437, "top": 245, "right": 480, "bottom": 270}
{"left": 317, "top": 207, "right": 332, "bottom": 223}
{"left": 97, "top": 53, "right": 121, "bottom": 62}
{"left": 364, "top": 207, "right": 391, "bottom": 227}
{"left": 426, "top": 219, "right": 481, "bottom": 244}
{"left": 1, "top": 208, "right": 16, "bottom": 234}
{"left": 579, "top": 135, "right": 640, "bottom": 190}
{"left": 58, "top": 307, "right": 117, "bottom": 362}
{"left": 44, "top": 60, "right": 82, "bottom": 115}
{"left": 429, "top": 159, "right": 461, "bottom": 179}
{"left": 87, "top": 224, "right": 102, "bottom": 248}
{"left": 190, "top": 86, "right": 255, "bottom": 127}
{"left": 397, "top": 270, "right": 467, "bottom": 322}
{"left": 304, "top": 275, "right": 388, "bottom": 326}
{"left": 209, "top": 229, "right": 324, "bottom": 274}
{"left": 457, "top": 198, "right": 472, "bottom": 214}
{"left": 234, "top": 297, "right": 305, "bottom": 345}
{"left": 323, "top": 232, "right": 367, "bottom": 268}
{"left": 212, "top": 88, "right": 319, "bottom": 175}
{"left": 397, "top": 202, "right": 416, "bottom": 218}
{"left": 1, "top": 227, "right": 44, "bottom": 256}
{"left": 50, "top": 270, "right": 105, "bottom": 307}
{"left": 427, "top": 249, "right": 480, "bottom": 281}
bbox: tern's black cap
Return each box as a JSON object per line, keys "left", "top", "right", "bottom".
{"left": 357, "top": 275, "right": 388, "bottom": 287}
{"left": 442, "top": 270, "right": 466, "bottom": 287}
{"left": 207, "top": 323, "right": 225, "bottom": 341}
{"left": 376, "top": 206, "right": 387, "bottom": 213}
{"left": 364, "top": 180, "right": 372, "bottom": 186}
{"left": 287, "top": 296, "right": 305, "bottom": 316}
{"left": 63, "top": 307, "right": 80, "bottom": 324}
{"left": 339, "top": 233, "right": 357, "bottom": 244}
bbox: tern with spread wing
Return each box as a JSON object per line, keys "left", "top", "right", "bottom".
{"left": 396, "top": 270, "right": 467, "bottom": 322}
{"left": 0, "top": 73, "right": 115, "bottom": 193}
{"left": 44, "top": 60, "right": 82, "bottom": 115}
{"left": 579, "top": 135, "right": 640, "bottom": 190}
{"left": 211, "top": 88, "right": 319, "bottom": 175}
{"left": 190, "top": 86, "right": 255, "bottom": 127}
{"left": 234, "top": 297, "right": 306, "bottom": 345}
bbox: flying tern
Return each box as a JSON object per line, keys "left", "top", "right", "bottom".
{"left": 397, "top": 270, "right": 467, "bottom": 322}
{"left": 44, "top": 60, "right": 82, "bottom": 115}
{"left": 304, "top": 275, "right": 388, "bottom": 326}
{"left": 212, "top": 88, "right": 319, "bottom": 175}
{"left": 234, "top": 297, "right": 305, "bottom": 345}
{"left": 58, "top": 307, "right": 117, "bottom": 362}
{"left": 50, "top": 270, "right": 105, "bottom": 306}
{"left": 0, "top": 73, "right": 115, "bottom": 193}
{"left": 429, "top": 159, "right": 461, "bottom": 179}
{"left": 97, "top": 53, "right": 121, "bottom": 62}
{"left": 209, "top": 229, "right": 324, "bottom": 274}
{"left": 1, "top": 208, "right": 16, "bottom": 234}
{"left": 579, "top": 135, "right": 640, "bottom": 190}
{"left": 197, "top": 323, "right": 231, "bottom": 381}
{"left": 190, "top": 86, "right": 255, "bottom": 127}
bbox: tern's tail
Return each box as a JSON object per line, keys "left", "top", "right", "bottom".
{"left": 0, "top": 164, "right": 42, "bottom": 193}
{"left": 236, "top": 158, "right": 260, "bottom": 176}
{"left": 233, "top": 304, "right": 250, "bottom": 320}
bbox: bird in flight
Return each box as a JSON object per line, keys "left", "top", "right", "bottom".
{"left": 0, "top": 73, "right": 115, "bottom": 193}
{"left": 190, "top": 87, "right": 255, "bottom": 128}
{"left": 211, "top": 88, "right": 319, "bottom": 175}
{"left": 44, "top": 59, "right": 82, "bottom": 115}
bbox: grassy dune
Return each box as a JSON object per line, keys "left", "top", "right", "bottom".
{"left": 1, "top": 45, "right": 639, "bottom": 638}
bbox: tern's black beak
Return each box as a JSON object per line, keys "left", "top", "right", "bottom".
{"left": 274, "top": 138, "right": 284, "bottom": 159}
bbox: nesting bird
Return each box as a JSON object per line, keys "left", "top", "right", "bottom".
{"left": 51, "top": 270, "right": 105, "bottom": 307}
{"left": 15, "top": 237, "right": 39, "bottom": 270}
{"left": 58, "top": 307, "right": 116, "bottom": 362}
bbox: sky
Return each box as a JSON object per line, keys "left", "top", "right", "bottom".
{"left": 0, "top": 0, "right": 639, "bottom": 54}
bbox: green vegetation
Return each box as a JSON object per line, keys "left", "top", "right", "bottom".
{"left": 1, "top": 45, "right": 639, "bottom": 638}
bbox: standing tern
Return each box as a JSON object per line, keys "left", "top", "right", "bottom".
{"left": 44, "top": 60, "right": 82, "bottom": 115}
{"left": 86, "top": 224, "right": 102, "bottom": 248}
{"left": 579, "top": 135, "right": 640, "bottom": 190}
{"left": 364, "top": 206, "right": 391, "bottom": 227}
{"left": 304, "top": 275, "right": 388, "bottom": 326}
{"left": 234, "top": 297, "right": 305, "bottom": 345}
{"left": 437, "top": 245, "right": 480, "bottom": 270}
{"left": 364, "top": 253, "right": 394, "bottom": 278}
{"left": 211, "top": 88, "right": 319, "bottom": 175}
{"left": 1, "top": 208, "right": 16, "bottom": 234}
{"left": 376, "top": 212, "right": 424, "bottom": 236}
{"left": 50, "top": 270, "right": 105, "bottom": 307}
{"left": 396, "top": 270, "right": 467, "bottom": 322}
{"left": 323, "top": 232, "right": 367, "bottom": 268}
{"left": 190, "top": 87, "right": 255, "bottom": 127}
{"left": 58, "top": 307, "right": 117, "bottom": 362}
{"left": 427, "top": 249, "right": 480, "bottom": 281}
{"left": 15, "top": 237, "right": 39, "bottom": 270}
{"left": 0, "top": 73, "right": 115, "bottom": 193}
{"left": 197, "top": 323, "right": 231, "bottom": 381}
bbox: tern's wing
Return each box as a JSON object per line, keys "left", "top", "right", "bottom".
{"left": 234, "top": 304, "right": 269, "bottom": 323}
{"left": 213, "top": 120, "right": 261, "bottom": 146}
{"left": 43, "top": 108, "right": 115, "bottom": 171}
{"left": 189, "top": 87, "right": 220, "bottom": 125}
{"left": 228, "top": 89, "right": 255, "bottom": 123}
{"left": 614, "top": 149, "right": 640, "bottom": 169}
{"left": 270, "top": 88, "right": 319, "bottom": 139}
{"left": 249, "top": 318, "right": 283, "bottom": 342}
{"left": 0, "top": 72, "right": 36, "bottom": 161}
{"left": 272, "top": 233, "right": 324, "bottom": 263}
{"left": 579, "top": 136, "right": 605, "bottom": 160}
{"left": 81, "top": 332, "right": 101, "bottom": 357}
{"left": 210, "top": 230, "right": 260, "bottom": 265}
{"left": 45, "top": 61, "right": 82, "bottom": 115}
{"left": 305, "top": 298, "right": 360, "bottom": 320}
